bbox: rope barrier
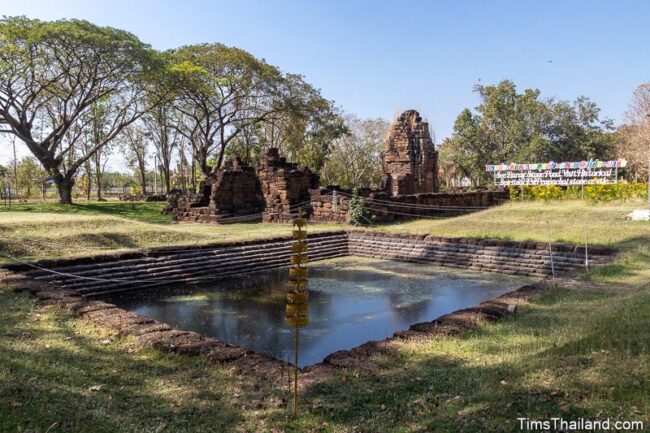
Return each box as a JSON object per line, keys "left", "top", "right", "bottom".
{"left": 334, "top": 190, "right": 491, "bottom": 210}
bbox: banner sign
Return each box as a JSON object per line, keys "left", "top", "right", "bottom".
{"left": 485, "top": 159, "right": 627, "bottom": 186}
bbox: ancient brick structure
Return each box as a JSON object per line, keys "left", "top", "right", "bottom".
{"left": 171, "top": 157, "right": 263, "bottom": 223}
{"left": 169, "top": 149, "right": 317, "bottom": 224}
{"left": 309, "top": 187, "right": 508, "bottom": 223}
{"left": 258, "top": 148, "right": 319, "bottom": 223}
{"left": 382, "top": 110, "right": 438, "bottom": 196}
{"left": 168, "top": 110, "right": 501, "bottom": 225}
{"left": 310, "top": 187, "right": 352, "bottom": 223}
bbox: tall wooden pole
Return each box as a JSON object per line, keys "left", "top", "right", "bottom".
{"left": 285, "top": 208, "right": 309, "bottom": 418}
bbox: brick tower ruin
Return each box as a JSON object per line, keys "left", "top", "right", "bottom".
{"left": 382, "top": 110, "right": 438, "bottom": 196}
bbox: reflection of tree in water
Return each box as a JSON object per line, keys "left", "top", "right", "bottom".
{"left": 386, "top": 291, "right": 432, "bottom": 324}
{"left": 110, "top": 257, "right": 528, "bottom": 365}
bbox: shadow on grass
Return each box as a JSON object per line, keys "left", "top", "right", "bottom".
{"left": 0, "top": 295, "right": 242, "bottom": 433}
{"left": 296, "top": 284, "right": 650, "bottom": 433}
{"left": 78, "top": 202, "right": 170, "bottom": 224}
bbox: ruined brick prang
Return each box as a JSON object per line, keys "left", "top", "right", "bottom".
{"left": 258, "top": 148, "right": 319, "bottom": 223}
{"left": 383, "top": 110, "right": 438, "bottom": 196}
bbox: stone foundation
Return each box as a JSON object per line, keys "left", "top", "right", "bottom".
{"left": 310, "top": 187, "right": 509, "bottom": 223}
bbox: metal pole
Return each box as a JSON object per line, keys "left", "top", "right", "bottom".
{"left": 584, "top": 222, "right": 589, "bottom": 272}
{"left": 546, "top": 221, "right": 557, "bottom": 288}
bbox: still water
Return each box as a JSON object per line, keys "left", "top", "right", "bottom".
{"left": 108, "top": 257, "right": 531, "bottom": 367}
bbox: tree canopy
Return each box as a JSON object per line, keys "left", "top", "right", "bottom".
{"left": 167, "top": 43, "right": 343, "bottom": 177}
{"left": 0, "top": 16, "right": 165, "bottom": 203}
{"left": 442, "top": 80, "right": 617, "bottom": 185}
{"left": 320, "top": 115, "right": 387, "bottom": 189}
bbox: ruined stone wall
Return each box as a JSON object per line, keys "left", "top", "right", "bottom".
{"left": 208, "top": 158, "right": 264, "bottom": 217}
{"left": 310, "top": 188, "right": 351, "bottom": 223}
{"left": 172, "top": 157, "right": 263, "bottom": 223}
{"left": 309, "top": 187, "right": 509, "bottom": 223}
{"left": 257, "top": 148, "right": 319, "bottom": 223}
{"left": 383, "top": 110, "right": 438, "bottom": 196}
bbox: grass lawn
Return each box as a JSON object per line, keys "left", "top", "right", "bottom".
{"left": 1, "top": 199, "right": 649, "bottom": 432}
{"left": 0, "top": 201, "right": 346, "bottom": 264}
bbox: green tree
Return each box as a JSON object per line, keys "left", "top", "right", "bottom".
{"left": 320, "top": 115, "right": 387, "bottom": 189}
{"left": 168, "top": 44, "right": 283, "bottom": 176}
{"left": 120, "top": 121, "right": 150, "bottom": 195}
{"left": 15, "top": 156, "right": 46, "bottom": 198}
{"left": 446, "top": 80, "right": 615, "bottom": 185}
{"left": 0, "top": 17, "right": 166, "bottom": 203}
{"left": 169, "top": 44, "right": 342, "bottom": 176}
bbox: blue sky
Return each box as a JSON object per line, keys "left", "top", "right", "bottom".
{"left": 1, "top": 0, "right": 649, "bottom": 166}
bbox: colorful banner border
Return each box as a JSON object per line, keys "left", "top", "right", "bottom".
{"left": 485, "top": 159, "right": 627, "bottom": 172}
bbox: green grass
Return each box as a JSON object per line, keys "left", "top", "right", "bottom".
{"left": 297, "top": 286, "right": 649, "bottom": 433}
{"left": 380, "top": 199, "right": 649, "bottom": 246}
{"left": 0, "top": 201, "right": 171, "bottom": 224}
{"left": 0, "top": 201, "right": 346, "bottom": 263}
{"left": 1, "top": 280, "right": 648, "bottom": 432}
{"left": 1, "top": 199, "right": 649, "bottom": 431}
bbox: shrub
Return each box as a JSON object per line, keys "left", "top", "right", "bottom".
{"left": 348, "top": 189, "right": 374, "bottom": 225}
{"left": 507, "top": 182, "right": 648, "bottom": 203}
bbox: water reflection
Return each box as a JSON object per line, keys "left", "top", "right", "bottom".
{"left": 107, "top": 257, "right": 532, "bottom": 367}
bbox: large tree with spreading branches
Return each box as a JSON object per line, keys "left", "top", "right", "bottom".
{"left": 0, "top": 17, "right": 166, "bottom": 203}
{"left": 168, "top": 43, "right": 342, "bottom": 177}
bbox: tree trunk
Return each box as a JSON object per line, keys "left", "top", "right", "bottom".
{"left": 54, "top": 175, "right": 74, "bottom": 204}
{"left": 197, "top": 148, "right": 210, "bottom": 178}
{"left": 84, "top": 162, "right": 92, "bottom": 201}
{"left": 191, "top": 158, "right": 196, "bottom": 193}
{"left": 139, "top": 164, "right": 147, "bottom": 196}
{"left": 164, "top": 168, "right": 171, "bottom": 194}
{"left": 96, "top": 170, "right": 103, "bottom": 200}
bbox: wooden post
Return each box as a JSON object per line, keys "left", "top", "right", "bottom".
{"left": 546, "top": 221, "right": 557, "bottom": 288}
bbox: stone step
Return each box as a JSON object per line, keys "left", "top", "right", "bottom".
{"left": 80, "top": 250, "right": 347, "bottom": 297}
{"left": 60, "top": 245, "right": 348, "bottom": 291}
{"left": 29, "top": 234, "right": 348, "bottom": 278}
{"left": 349, "top": 245, "right": 581, "bottom": 268}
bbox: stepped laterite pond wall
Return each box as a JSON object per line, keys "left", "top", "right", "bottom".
{"left": 7, "top": 230, "right": 614, "bottom": 297}
{"left": 3, "top": 230, "right": 615, "bottom": 372}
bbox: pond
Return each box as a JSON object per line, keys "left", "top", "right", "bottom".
{"left": 107, "top": 256, "right": 532, "bottom": 367}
